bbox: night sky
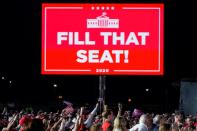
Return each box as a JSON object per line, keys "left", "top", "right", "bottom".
{"left": 0, "top": 0, "right": 196, "bottom": 112}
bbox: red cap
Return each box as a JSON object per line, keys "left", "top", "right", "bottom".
{"left": 19, "top": 116, "right": 30, "bottom": 125}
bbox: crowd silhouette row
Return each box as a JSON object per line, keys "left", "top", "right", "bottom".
{"left": 0, "top": 102, "right": 197, "bottom": 131}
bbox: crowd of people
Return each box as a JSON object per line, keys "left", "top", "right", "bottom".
{"left": 0, "top": 102, "right": 197, "bottom": 131}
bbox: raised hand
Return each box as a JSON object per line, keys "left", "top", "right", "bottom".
{"left": 118, "top": 103, "right": 122, "bottom": 111}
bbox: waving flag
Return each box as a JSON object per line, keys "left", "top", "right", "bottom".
{"left": 63, "top": 100, "right": 73, "bottom": 106}
{"left": 63, "top": 106, "right": 74, "bottom": 115}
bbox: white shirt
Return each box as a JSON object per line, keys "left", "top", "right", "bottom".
{"left": 113, "top": 128, "right": 123, "bottom": 131}
{"left": 129, "top": 123, "right": 148, "bottom": 131}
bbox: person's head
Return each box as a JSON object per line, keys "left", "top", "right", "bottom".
{"left": 113, "top": 117, "right": 120, "bottom": 128}
{"left": 185, "top": 117, "right": 193, "bottom": 126}
{"left": 102, "top": 111, "right": 108, "bottom": 119}
{"left": 139, "top": 114, "right": 147, "bottom": 124}
{"left": 132, "top": 109, "right": 143, "bottom": 118}
{"left": 90, "top": 124, "right": 100, "bottom": 131}
{"left": 174, "top": 114, "right": 182, "bottom": 124}
{"left": 153, "top": 115, "right": 162, "bottom": 125}
{"left": 27, "top": 118, "right": 45, "bottom": 131}
{"left": 37, "top": 110, "right": 43, "bottom": 116}
{"left": 113, "top": 117, "right": 127, "bottom": 131}
{"left": 171, "top": 124, "right": 179, "bottom": 131}
{"left": 146, "top": 114, "right": 153, "bottom": 128}
{"left": 19, "top": 116, "right": 32, "bottom": 131}
{"left": 102, "top": 110, "right": 112, "bottom": 122}
{"left": 159, "top": 123, "right": 171, "bottom": 131}
{"left": 139, "top": 114, "right": 152, "bottom": 127}
{"left": 94, "top": 115, "right": 101, "bottom": 124}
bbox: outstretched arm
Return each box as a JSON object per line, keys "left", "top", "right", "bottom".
{"left": 2, "top": 114, "right": 19, "bottom": 131}
{"left": 72, "top": 107, "right": 84, "bottom": 131}
{"left": 84, "top": 103, "right": 99, "bottom": 128}
{"left": 50, "top": 117, "right": 63, "bottom": 131}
